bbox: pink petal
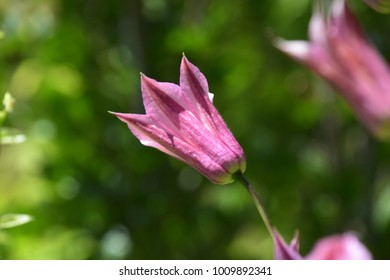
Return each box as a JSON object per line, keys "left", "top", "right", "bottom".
{"left": 309, "top": 6, "right": 327, "bottom": 45}
{"left": 275, "top": 39, "right": 346, "bottom": 87}
{"left": 180, "top": 56, "right": 246, "bottom": 171}
{"left": 305, "top": 233, "right": 372, "bottom": 260}
{"left": 175, "top": 111, "right": 242, "bottom": 174}
{"left": 273, "top": 230, "right": 303, "bottom": 260}
{"left": 112, "top": 57, "right": 247, "bottom": 184}
{"left": 112, "top": 112, "right": 233, "bottom": 184}
{"left": 141, "top": 75, "right": 184, "bottom": 137}
{"left": 141, "top": 74, "right": 243, "bottom": 173}
{"left": 276, "top": 0, "right": 390, "bottom": 139}
{"left": 274, "top": 39, "right": 311, "bottom": 61}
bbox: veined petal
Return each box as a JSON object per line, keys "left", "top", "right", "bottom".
{"left": 141, "top": 75, "right": 190, "bottom": 110}
{"left": 112, "top": 112, "right": 233, "bottom": 184}
{"left": 179, "top": 56, "right": 212, "bottom": 124}
{"left": 113, "top": 113, "right": 179, "bottom": 159}
{"left": 174, "top": 108, "right": 242, "bottom": 174}
{"left": 141, "top": 73, "right": 242, "bottom": 172}
{"left": 180, "top": 56, "right": 246, "bottom": 171}
{"left": 113, "top": 57, "right": 246, "bottom": 184}
{"left": 141, "top": 75, "right": 184, "bottom": 137}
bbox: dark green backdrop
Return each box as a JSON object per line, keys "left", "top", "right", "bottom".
{"left": 0, "top": 0, "right": 389, "bottom": 259}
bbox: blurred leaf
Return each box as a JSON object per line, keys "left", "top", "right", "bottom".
{"left": 0, "top": 214, "right": 33, "bottom": 229}
{"left": 0, "top": 127, "right": 26, "bottom": 145}
{"left": 0, "top": 111, "right": 5, "bottom": 125}
{"left": 2, "top": 92, "right": 15, "bottom": 113}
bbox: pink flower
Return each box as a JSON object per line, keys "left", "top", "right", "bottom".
{"left": 275, "top": 0, "right": 390, "bottom": 139}
{"left": 274, "top": 230, "right": 372, "bottom": 260}
{"left": 112, "top": 56, "right": 246, "bottom": 184}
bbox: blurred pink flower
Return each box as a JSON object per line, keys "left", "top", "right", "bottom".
{"left": 364, "top": 0, "right": 390, "bottom": 13}
{"left": 274, "top": 230, "right": 372, "bottom": 260}
{"left": 275, "top": 0, "right": 390, "bottom": 139}
{"left": 112, "top": 56, "right": 246, "bottom": 184}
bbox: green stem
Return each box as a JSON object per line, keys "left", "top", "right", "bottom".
{"left": 234, "top": 172, "right": 274, "bottom": 238}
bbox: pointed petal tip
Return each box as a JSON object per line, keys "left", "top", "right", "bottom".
{"left": 181, "top": 54, "right": 191, "bottom": 68}
{"left": 181, "top": 54, "right": 189, "bottom": 65}
{"left": 140, "top": 72, "right": 149, "bottom": 80}
{"left": 180, "top": 55, "right": 204, "bottom": 81}
{"left": 180, "top": 55, "right": 195, "bottom": 78}
{"left": 109, "top": 111, "right": 132, "bottom": 121}
{"left": 108, "top": 110, "right": 124, "bottom": 117}
{"left": 181, "top": 55, "right": 195, "bottom": 69}
{"left": 140, "top": 73, "right": 157, "bottom": 87}
{"left": 140, "top": 73, "right": 158, "bottom": 82}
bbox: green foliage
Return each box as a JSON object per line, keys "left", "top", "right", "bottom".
{"left": 0, "top": 0, "right": 389, "bottom": 259}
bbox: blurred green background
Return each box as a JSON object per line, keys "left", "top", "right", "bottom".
{"left": 0, "top": 0, "right": 390, "bottom": 259}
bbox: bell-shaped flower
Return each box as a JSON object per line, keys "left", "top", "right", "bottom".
{"left": 274, "top": 230, "right": 372, "bottom": 260}
{"left": 275, "top": 0, "right": 390, "bottom": 139}
{"left": 112, "top": 56, "right": 246, "bottom": 184}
